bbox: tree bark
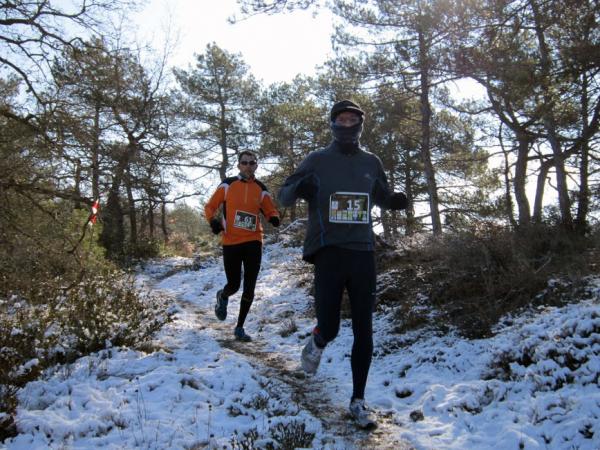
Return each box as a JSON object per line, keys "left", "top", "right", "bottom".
{"left": 99, "top": 143, "right": 136, "bottom": 261}
{"left": 219, "top": 99, "right": 229, "bottom": 180}
{"left": 533, "top": 158, "right": 551, "bottom": 223}
{"left": 418, "top": 28, "right": 442, "bottom": 235}
{"left": 576, "top": 73, "right": 590, "bottom": 233}
{"left": 92, "top": 105, "right": 101, "bottom": 202}
{"left": 161, "top": 200, "right": 169, "bottom": 243}
{"left": 530, "top": 0, "right": 573, "bottom": 229}
{"left": 513, "top": 131, "right": 532, "bottom": 226}
{"left": 125, "top": 167, "right": 137, "bottom": 247}
{"left": 74, "top": 158, "right": 82, "bottom": 210}
{"left": 148, "top": 200, "right": 155, "bottom": 238}
{"left": 499, "top": 129, "right": 517, "bottom": 228}
{"left": 100, "top": 189, "right": 125, "bottom": 262}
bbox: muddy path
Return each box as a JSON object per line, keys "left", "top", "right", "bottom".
{"left": 196, "top": 303, "right": 413, "bottom": 450}
{"left": 150, "top": 263, "right": 414, "bottom": 450}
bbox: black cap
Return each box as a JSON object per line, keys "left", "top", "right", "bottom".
{"left": 330, "top": 100, "right": 365, "bottom": 121}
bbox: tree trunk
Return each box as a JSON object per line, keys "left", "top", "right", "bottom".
{"left": 99, "top": 189, "right": 125, "bottom": 262}
{"left": 139, "top": 202, "right": 147, "bottom": 237}
{"left": 530, "top": 0, "right": 573, "bottom": 230}
{"left": 513, "top": 132, "right": 532, "bottom": 226}
{"left": 533, "top": 158, "right": 551, "bottom": 222}
{"left": 148, "top": 200, "right": 155, "bottom": 238}
{"left": 99, "top": 144, "right": 135, "bottom": 261}
{"left": 499, "top": 129, "right": 517, "bottom": 228}
{"left": 418, "top": 29, "right": 442, "bottom": 235}
{"left": 219, "top": 101, "right": 228, "bottom": 180}
{"left": 382, "top": 168, "right": 395, "bottom": 239}
{"left": 125, "top": 167, "right": 137, "bottom": 247}
{"left": 543, "top": 118, "right": 573, "bottom": 229}
{"left": 576, "top": 73, "right": 590, "bottom": 233}
{"left": 403, "top": 163, "right": 415, "bottom": 236}
{"left": 74, "top": 158, "right": 82, "bottom": 209}
{"left": 161, "top": 200, "right": 169, "bottom": 243}
{"left": 92, "top": 105, "right": 100, "bottom": 202}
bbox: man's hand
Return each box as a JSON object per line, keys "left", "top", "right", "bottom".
{"left": 373, "top": 179, "right": 408, "bottom": 210}
{"left": 390, "top": 192, "right": 408, "bottom": 210}
{"left": 209, "top": 218, "right": 224, "bottom": 234}
{"left": 268, "top": 216, "right": 280, "bottom": 227}
{"left": 296, "top": 173, "right": 318, "bottom": 200}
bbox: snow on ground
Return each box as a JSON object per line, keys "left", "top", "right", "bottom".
{"left": 3, "top": 240, "right": 600, "bottom": 449}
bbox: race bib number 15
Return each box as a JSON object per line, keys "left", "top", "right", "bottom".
{"left": 329, "top": 192, "right": 370, "bottom": 224}
{"left": 234, "top": 210, "right": 258, "bottom": 231}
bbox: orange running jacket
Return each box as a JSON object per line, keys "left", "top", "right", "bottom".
{"left": 204, "top": 175, "right": 279, "bottom": 246}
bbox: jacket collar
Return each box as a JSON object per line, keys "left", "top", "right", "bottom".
{"left": 238, "top": 173, "right": 255, "bottom": 182}
{"left": 330, "top": 140, "right": 362, "bottom": 155}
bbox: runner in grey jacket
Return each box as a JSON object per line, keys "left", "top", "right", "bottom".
{"left": 278, "top": 99, "right": 408, "bottom": 429}
{"left": 278, "top": 140, "right": 402, "bottom": 262}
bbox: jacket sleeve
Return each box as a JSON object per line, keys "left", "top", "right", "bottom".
{"left": 204, "top": 185, "right": 225, "bottom": 221}
{"left": 277, "top": 153, "right": 316, "bottom": 207}
{"left": 260, "top": 191, "right": 279, "bottom": 220}
{"left": 372, "top": 158, "right": 408, "bottom": 210}
{"left": 372, "top": 158, "right": 394, "bottom": 209}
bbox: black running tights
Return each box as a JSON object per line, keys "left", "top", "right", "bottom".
{"left": 313, "top": 246, "right": 376, "bottom": 401}
{"left": 222, "top": 240, "right": 262, "bottom": 326}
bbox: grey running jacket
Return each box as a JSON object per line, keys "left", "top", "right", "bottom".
{"left": 278, "top": 141, "right": 396, "bottom": 263}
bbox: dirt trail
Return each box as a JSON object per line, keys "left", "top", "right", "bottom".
{"left": 150, "top": 264, "right": 414, "bottom": 449}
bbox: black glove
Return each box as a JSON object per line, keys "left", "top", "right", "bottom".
{"left": 209, "top": 218, "right": 224, "bottom": 235}
{"left": 268, "top": 216, "right": 280, "bottom": 227}
{"left": 390, "top": 192, "right": 408, "bottom": 210}
{"left": 296, "top": 174, "right": 318, "bottom": 200}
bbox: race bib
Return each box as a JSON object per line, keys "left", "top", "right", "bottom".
{"left": 233, "top": 210, "right": 258, "bottom": 231}
{"left": 329, "top": 192, "right": 370, "bottom": 224}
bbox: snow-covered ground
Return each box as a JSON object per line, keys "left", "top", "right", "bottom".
{"left": 3, "top": 239, "right": 599, "bottom": 449}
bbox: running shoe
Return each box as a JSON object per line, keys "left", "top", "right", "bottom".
{"left": 214, "top": 290, "right": 228, "bottom": 321}
{"left": 301, "top": 333, "right": 323, "bottom": 374}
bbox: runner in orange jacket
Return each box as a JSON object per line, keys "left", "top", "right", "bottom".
{"left": 204, "top": 150, "right": 280, "bottom": 341}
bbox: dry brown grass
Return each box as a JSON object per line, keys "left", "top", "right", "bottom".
{"left": 376, "top": 224, "right": 599, "bottom": 339}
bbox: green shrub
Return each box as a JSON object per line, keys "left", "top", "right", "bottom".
{"left": 0, "top": 182, "right": 176, "bottom": 441}
{"left": 0, "top": 205, "right": 107, "bottom": 295}
{"left": 0, "top": 270, "right": 172, "bottom": 437}
{"left": 128, "top": 237, "right": 162, "bottom": 259}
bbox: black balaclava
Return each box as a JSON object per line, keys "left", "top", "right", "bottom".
{"left": 331, "top": 119, "right": 363, "bottom": 154}
{"left": 329, "top": 99, "right": 365, "bottom": 154}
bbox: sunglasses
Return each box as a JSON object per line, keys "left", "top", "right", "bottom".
{"left": 240, "top": 160, "right": 257, "bottom": 166}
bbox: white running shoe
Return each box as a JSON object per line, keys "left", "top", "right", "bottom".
{"left": 349, "top": 398, "right": 378, "bottom": 430}
{"left": 301, "top": 333, "right": 323, "bottom": 374}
